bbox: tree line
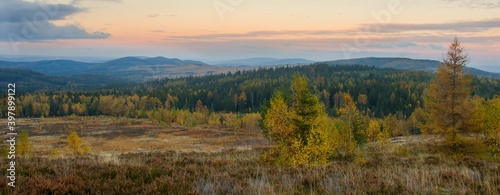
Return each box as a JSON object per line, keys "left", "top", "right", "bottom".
{"left": 2, "top": 63, "right": 499, "bottom": 120}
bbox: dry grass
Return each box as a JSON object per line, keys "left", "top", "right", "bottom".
{"left": 0, "top": 116, "right": 271, "bottom": 156}
{"left": 1, "top": 117, "right": 499, "bottom": 194}
{"left": 1, "top": 148, "right": 499, "bottom": 194}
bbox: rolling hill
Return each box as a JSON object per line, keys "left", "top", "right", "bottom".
{"left": 0, "top": 57, "right": 498, "bottom": 84}
{"left": 0, "top": 57, "right": 213, "bottom": 82}
{"left": 324, "top": 57, "right": 500, "bottom": 79}
{"left": 0, "top": 68, "right": 129, "bottom": 93}
{"left": 0, "top": 60, "right": 94, "bottom": 76}
{"left": 211, "top": 58, "right": 315, "bottom": 66}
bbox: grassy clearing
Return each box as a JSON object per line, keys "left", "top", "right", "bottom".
{"left": 0, "top": 117, "right": 499, "bottom": 194}
{"left": 0, "top": 116, "right": 270, "bottom": 156}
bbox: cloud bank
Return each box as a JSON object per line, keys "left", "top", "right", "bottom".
{"left": 0, "top": 0, "right": 110, "bottom": 41}
{"left": 445, "top": 0, "right": 500, "bottom": 9}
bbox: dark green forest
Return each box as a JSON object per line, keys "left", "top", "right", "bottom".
{"left": 2, "top": 63, "right": 500, "bottom": 119}
{"left": 0, "top": 68, "right": 129, "bottom": 93}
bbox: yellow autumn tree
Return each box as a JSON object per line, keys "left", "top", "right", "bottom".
{"left": 477, "top": 97, "right": 500, "bottom": 157}
{"left": 337, "top": 93, "right": 366, "bottom": 146}
{"left": 18, "top": 131, "right": 33, "bottom": 157}
{"left": 222, "top": 113, "right": 241, "bottom": 129}
{"left": 383, "top": 114, "right": 398, "bottom": 137}
{"left": 485, "top": 98, "right": 500, "bottom": 139}
{"left": 261, "top": 90, "right": 295, "bottom": 164}
{"left": 262, "top": 91, "right": 294, "bottom": 145}
{"left": 208, "top": 112, "right": 221, "bottom": 126}
{"left": 194, "top": 99, "right": 209, "bottom": 124}
{"left": 367, "top": 119, "right": 381, "bottom": 142}
{"left": 67, "top": 130, "right": 90, "bottom": 155}
{"left": 487, "top": 98, "right": 500, "bottom": 156}
{"left": 175, "top": 109, "right": 191, "bottom": 126}
{"left": 241, "top": 113, "right": 261, "bottom": 131}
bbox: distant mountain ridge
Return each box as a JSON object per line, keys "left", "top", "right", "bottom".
{"left": 324, "top": 57, "right": 500, "bottom": 79}
{"left": 0, "top": 56, "right": 499, "bottom": 83}
{"left": 104, "top": 56, "right": 207, "bottom": 67}
{"left": 212, "top": 58, "right": 315, "bottom": 66}
{"left": 0, "top": 60, "right": 93, "bottom": 76}
{"left": 0, "top": 57, "right": 209, "bottom": 82}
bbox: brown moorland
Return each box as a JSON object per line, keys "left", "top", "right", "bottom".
{"left": 0, "top": 116, "right": 499, "bottom": 194}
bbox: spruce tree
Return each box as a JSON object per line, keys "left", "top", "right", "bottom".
{"left": 290, "top": 74, "right": 324, "bottom": 145}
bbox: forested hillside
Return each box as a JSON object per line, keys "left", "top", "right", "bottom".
{"left": 132, "top": 64, "right": 499, "bottom": 117}
{"left": 0, "top": 57, "right": 218, "bottom": 82}
{"left": 0, "top": 68, "right": 129, "bottom": 93}
{"left": 2, "top": 64, "right": 499, "bottom": 119}
{"left": 326, "top": 57, "right": 500, "bottom": 79}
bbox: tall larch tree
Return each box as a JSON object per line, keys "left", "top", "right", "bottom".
{"left": 424, "top": 37, "right": 476, "bottom": 141}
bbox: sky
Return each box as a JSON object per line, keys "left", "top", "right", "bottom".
{"left": 0, "top": 0, "right": 499, "bottom": 72}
